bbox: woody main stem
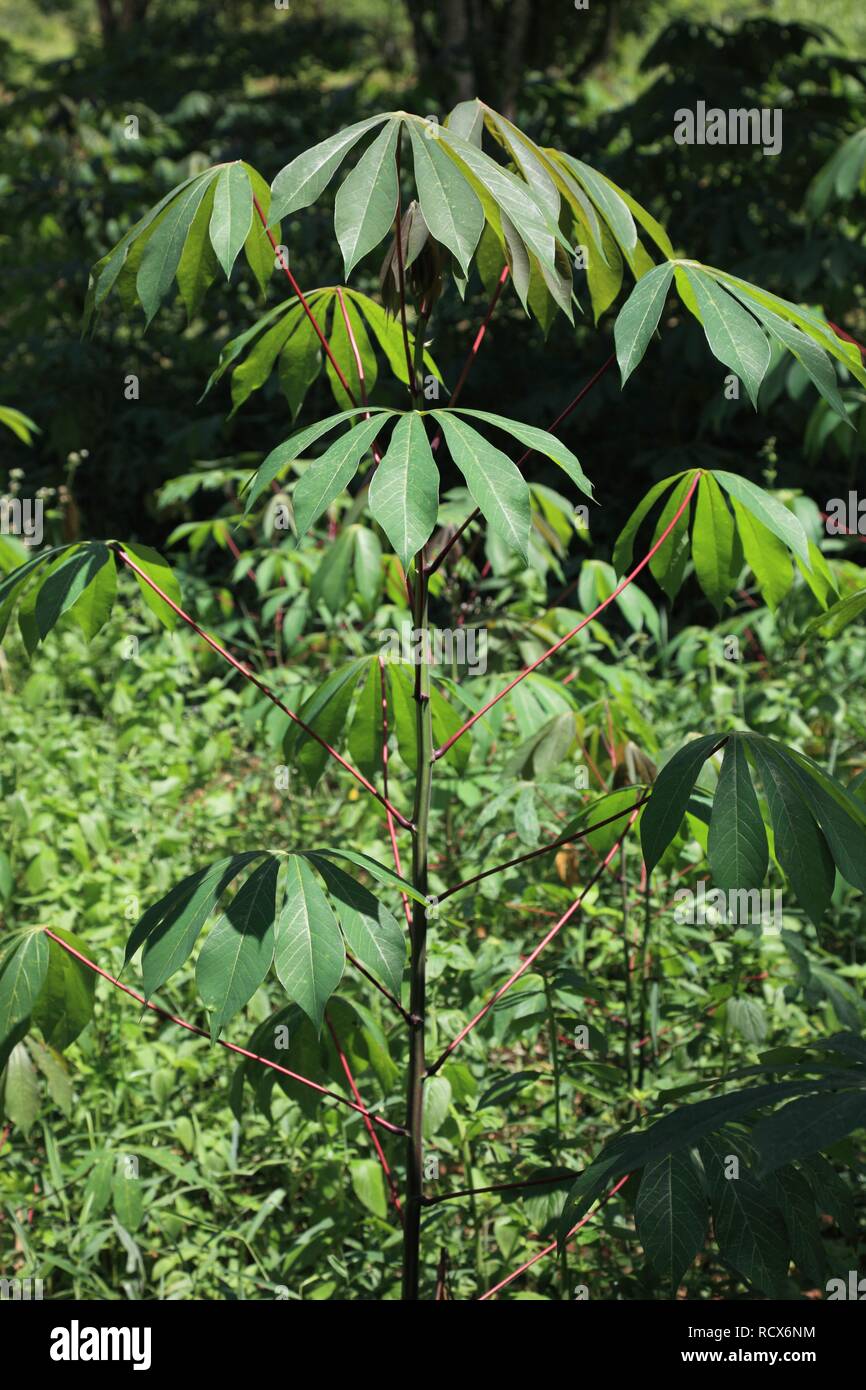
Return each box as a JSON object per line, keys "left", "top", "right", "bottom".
{"left": 402, "top": 550, "right": 433, "bottom": 1299}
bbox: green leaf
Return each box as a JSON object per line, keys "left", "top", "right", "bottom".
{"left": 452, "top": 409, "right": 594, "bottom": 500}
{"left": 700, "top": 1134, "right": 789, "bottom": 1296}
{"left": 285, "top": 657, "right": 368, "bottom": 789}
{"left": 275, "top": 856, "right": 345, "bottom": 1031}
{"left": 269, "top": 115, "right": 390, "bottom": 221}
{"left": 326, "top": 293, "right": 378, "bottom": 410}
{"left": 714, "top": 471, "right": 811, "bottom": 568}
{"left": 432, "top": 411, "right": 530, "bottom": 561}
{"left": 748, "top": 739, "right": 835, "bottom": 926}
{"left": 765, "top": 1167, "right": 825, "bottom": 1285}
{"left": 315, "top": 848, "right": 427, "bottom": 905}
{"left": 708, "top": 737, "right": 768, "bottom": 892}
{"left": 210, "top": 163, "right": 253, "bottom": 279}
{"left": 2, "top": 1043, "right": 39, "bottom": 1135}
{"left": 347, "top": 659, "right": 384, "bottom": 777}
{"left": 753, "top": 1091, "right": 866, "bottom": 1176}
{"left": 729, "top": 499, "right": 792, "bottom": 612}
{"left": 564, "top": 156, "right": 637, "bottom": 252}
{"left": 121, "top": 541, "right": 181, "bottom": 630}
{"left": 691, "top": 472, "right": 736, "bottom": 612}
{"left": 408, "top": 123, "right": 484, "bottom": 276}
{"left": 310, "top": 526, "right": 355, "bottom": 616}
{"left": 230, "top": 307, "right": 302, "bottom": 414}
{"left": 130, "top": 854, "right": 264, "bottom": 997}
{"left": 368, "top": 412, "right": 439, "bottom": 568}
{"left": 614, "top": 262, "right": 675, "bottom": 386}
{"left": 68, "top": 550, "right": 116, "bottom": 640}
{"left": 305, "top": 853, "right": 405, "bottom": 997}
{"left": 279, "top": 311, "right": 322, "bottom": 419}
{"left": 679, "top": 266, "right": 770, "bottom": 409}
{"left": 244, "top": 408, "right": 390, "bottom": 516}
{"left": 0, "top": 932, "right": 49, "bottom": 1046}
{"left": 136, "top": 170, "right": 219, "bottom": 324}
{"left": 635, "top": 1150, "right": 707, "bottom": 1295}
{"left": 648, "top": 474, "right": 693, "bottom": 601}
{"left": 720, "top": 281, "right": 848, "bottom": 422}
{"left": 641, "top": 734, "right": 725, "bottom": 873}
{"left": 805, "top": 587, "right": 866, "bottom": 640}
{"left": 242, "top": 163, "right": 280, "bottom": 298}
{"left": 292, "top": 414, "right": 392, "bottom": 537}
{"left": 34, "top": 544, "right": 111, "bottom": 641}
{"left": 350, "top": 1159, "right": 388, "bottom": 1219}
{"left": 176, "top": 177, "right": 220, "bottom": 319}
{"left": 112, "top": 1162, "right": 144, "bottom": 1233}
{"left": 334, "top": 118, "right": 401, "bottom": 277}
{"left": 195, "top": 857, "right": 279, "bottom": 1039}
{"left": 611, "top": 474, "right": 684, "bottom": 577}
{"left": 31, "top": 929, "right": 95, "bottom": 1050}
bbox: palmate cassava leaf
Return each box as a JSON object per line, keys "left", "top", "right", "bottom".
{"left": 699, "top": 1133, "right": 790, "bottom": 1297}
{"left": 368, "top": 412, "right": 439, "bottom": 568}
{"left": 641, "top": 729, "right": 866, "bottom": 919}
{"left": 30, "top": 929, "right": 95, "bottom": 1050}
{"left": 209, "top": 162, "right": 253, "bottom": 280}
{"left": 283, "top": 656, "right": 369, "bottom": 789}
{"left": 242, "top": 407, "right": 394, "bottom": 516}
{"left": 707, "top": 735, "right": 768, "bottom": 893}
{"left": 0, "top": 931, "right": 49, "bottom": 1048}
{"left": 269, "top": 114, "right": 391, "bottom": 221}
{"left": 196, "top": 856, "right": 279, "bottom": 1040}
{"left": 431, "top": 411, "right": 531, "bottom": 561}
{"left": 677, "top": 265, "right": 771, "bottom": 409}
{"left": 614, "top": 261, "right": 675, "bottom": 385}
{"left": 304, "top": 853, "right": 405, "bottom": 997}
{"left": 635, "top": 1149, "right": 707, "bottom": 1295}
{"left": 274, "top": 855, "right": 345, "bottom": 1031}
{"left": 206, "top": 288, "right": 441, "bottom": 419}
{"left": 127, "top": 853, "right": 265, "bottom": 997}
{"left": 753, "top": 1090, "right": 866, "bottom": 1177}
{"left": 334, "top": 118, "right": 401, "bottom": 277}
{"left": 611, "top": 468, "right": 812, "bottom": 608}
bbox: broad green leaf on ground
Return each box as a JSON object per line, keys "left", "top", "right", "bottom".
{"left": 368, "top": 412, "right": 439, "bottom": 568}
{"left": 275, "top": 855, "right": 345, "bottom": 1030}
{"left": 112, "top": 1163, "right": 144, "bottom": 1232}
{"left": 635, "top": 1149, "right": 707, "bottom": 1295}
{"left": 432, "top": 411, "right": 531, "bottom": 561}
{"left": 196, "top": 856, "right": 280, "bottom": 1038}
{"left": 707, "top": 736, "right": 768, "bottom": 892}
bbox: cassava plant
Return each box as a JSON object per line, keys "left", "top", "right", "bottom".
{"left": 2, "top": 101, "right": 866, "bottom": 1301}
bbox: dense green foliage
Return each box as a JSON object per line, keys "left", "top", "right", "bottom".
{"left": 1, "top": 0, "right": 865, "bottom": 1303}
